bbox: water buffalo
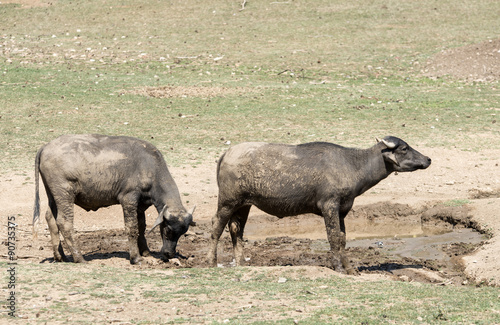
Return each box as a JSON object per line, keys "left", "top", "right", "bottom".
{"left": 208, "top": 136, "right": 431, "bottom": 274}
{"left": 33, "top": 134, "right": 195, "bottom": 264}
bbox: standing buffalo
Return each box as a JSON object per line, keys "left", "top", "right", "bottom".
{"left": 208, "top": 136, "right": 431, "bottom": 274}
{"left": 33, "top": 134, "right": 195, "bottom": 264}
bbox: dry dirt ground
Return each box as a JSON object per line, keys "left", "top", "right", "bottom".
{"left": 424, "top": 38, "right": 500, "bottom": 82}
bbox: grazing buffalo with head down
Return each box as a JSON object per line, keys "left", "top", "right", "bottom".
{"left": 208, "top": 136, "right": 431, "bottom": 274}
{"left": 33, "top": 134, "right": 195, "bottom": 264}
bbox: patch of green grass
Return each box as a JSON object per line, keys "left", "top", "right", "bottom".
{"left": 444, "top": 199, "right": 472, "bottom": 207}
{"left": 4, "top": 262, "right": 500, "bottom": 324}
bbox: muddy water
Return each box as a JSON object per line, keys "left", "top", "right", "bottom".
{"left": 244, "top": 202, "right": 486, "bottom": 264}
{"left": 346, "top": 229, "right": 483, "bottom": 261}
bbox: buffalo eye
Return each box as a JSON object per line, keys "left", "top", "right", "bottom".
{"left": 400, "top": 146, "right": 408, "bottom": 154}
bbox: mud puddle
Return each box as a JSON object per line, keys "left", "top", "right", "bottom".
{"left": 199, "top": 202, "right": 486, "bottom": 285}
{"left": 32, "top": 202, "right": 487, "bottom": 286}
{"left": 302, "top": 227, "right": 485, "bottom": 263}
{"left": 245, "top": 202, "right": 486, "bottom": 265}
{"left": 346, "top": 228, "right": 484, "bottom": 261}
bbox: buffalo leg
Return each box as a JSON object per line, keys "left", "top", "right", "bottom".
{"left": 122, "top": 202, "right": 142, "bottom": 264}
{"left": 207, "top": 205, "right": 234, "bottom": 267}
{"left": 321, "top": 202, "right": 355, "bottom": 274}
{"left": 338, "top": 210, "right": 358, "bottom": 275}
{"left": 137, "top": 210, "right": 150, "bottom": 257}
{"left": 45, "top": 200, "right": 68, "bottom": 262}
{"left": 228, "top": 205, "right": 251, "bottom": 266}
{"left": 55, "top": 200, "right": 85, "bottom": 263}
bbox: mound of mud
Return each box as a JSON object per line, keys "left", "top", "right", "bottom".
{"left": 421, "top": 204, "right": 480, "bottom": 234}
{"left": 423, "top": 38, "right": 500, "bottom": 81}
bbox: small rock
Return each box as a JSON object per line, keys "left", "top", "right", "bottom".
{"left": 169, "top": 258, "right": 182, "bottom": 266}
{"left": 278, "top": 277, "right": 287, "bottom": 283}
{"left": 400, "top": 275, "right": 410, "bottom": 282}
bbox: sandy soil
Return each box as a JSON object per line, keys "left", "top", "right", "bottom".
{"left": 424, "top": 38, "right": 500, "bottom": 82}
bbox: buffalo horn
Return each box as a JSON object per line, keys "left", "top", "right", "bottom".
{"left": 148, "top": 205, "right": 168, "bottom": 234}
{"left": 381, "top": 138, "right": 397, "bottom": 149}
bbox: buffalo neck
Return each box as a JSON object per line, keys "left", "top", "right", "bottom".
{"left": 352, "top": 143, "right": 393, "bottom": 196}
{"left": 153, "top": 171, "right": 186, "bottom": 214}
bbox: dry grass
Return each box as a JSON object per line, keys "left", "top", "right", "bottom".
{"left": 129, "top": 85, "right": 255, "bottom": 99}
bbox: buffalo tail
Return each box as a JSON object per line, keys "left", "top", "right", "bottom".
{"left": 32, "top": 147, "right": 42, "bottom": 239}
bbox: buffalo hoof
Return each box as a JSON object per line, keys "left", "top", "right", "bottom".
{"left": 161, "top": 251, "right": 176, "bottom": 261}
{"left": 72, "top": 254, "right": 87, "bottom": 263}
{"left": 130, "top": 256, "right": 144, "bottom": 265}
{"left": 53, "top": 255, "right": 70, "bottom": 263}
{"left": 327, "top": 252, "right": 358, "bottom": 275}
{"left": 140, "top": 249, "right": 151, "bottom": 257}
{"left": 331, "top": 264, "right": 358, "bottom": 275}
{"left": 73, "top": 258, "right": 87, "bottom": 264}
{"left": 161, "top": 255, "right": 171, "bottom": 262}
{"left": 206, "top": 253, "right": 218, "bottom": 267}
{"left": 53, "top": 248, "right": 70, "bottom": 262}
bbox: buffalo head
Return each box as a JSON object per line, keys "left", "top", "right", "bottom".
{"left": 149, "top": 205, "right": 196, "bottom": 260}
{"left": 378, "top": 136, "right": 431, "bottom": 172}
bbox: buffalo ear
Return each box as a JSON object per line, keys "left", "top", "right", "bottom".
{"left": 148, "top": 205, "right": 168, "bottom": 234}
{"left": 378, "top": 137, "right": 399, "bottom": 166}
{"left": 382, "top": 150, "right": 400, "bottom": 167}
